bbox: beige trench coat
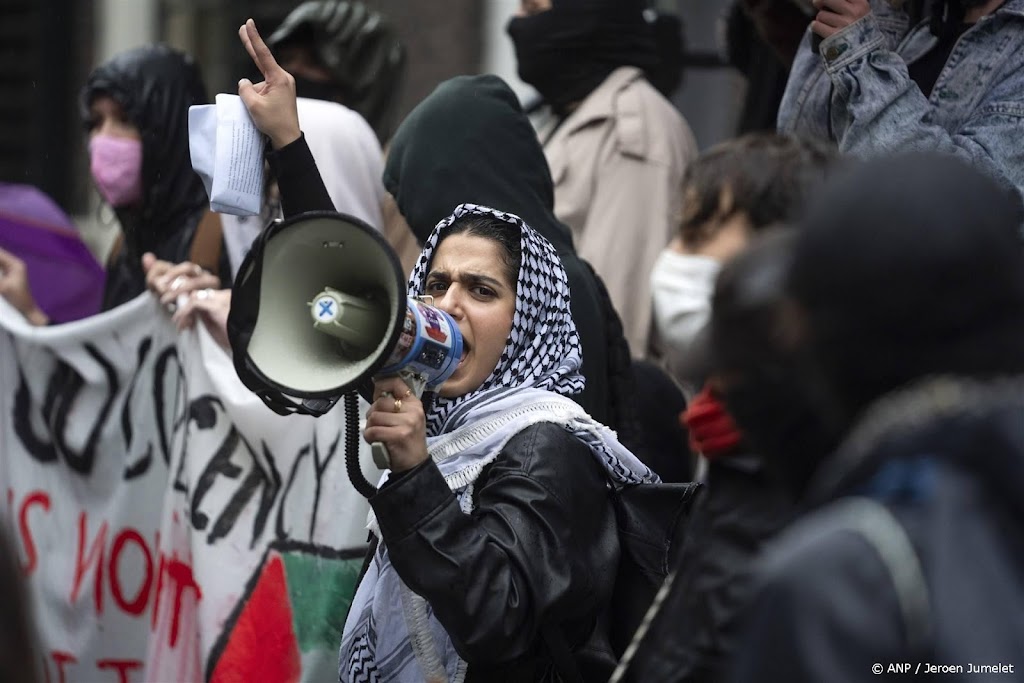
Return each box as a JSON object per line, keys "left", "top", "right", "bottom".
{"left": 540, "top": 66, "right": 697, "bottom": 358}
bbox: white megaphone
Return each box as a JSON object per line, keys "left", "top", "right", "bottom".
{"left": 228, "top": 211, "right": 462, "bottom": 496}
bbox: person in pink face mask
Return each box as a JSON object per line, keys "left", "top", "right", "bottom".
{"left": 0, "top": 46, "right": 223, "bottom": 326}
{"left": 81, "top": 45, "right": 226, "bottom": 312}
{"left": 87, "top": 96, "right": 144, "bottom": 208}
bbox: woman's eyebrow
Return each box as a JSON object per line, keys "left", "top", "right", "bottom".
{"left": 427, "top": 269, "right": 507, "bottom": 290}
{"left": 462, "top": 272, "right": 506, "bottom": 289}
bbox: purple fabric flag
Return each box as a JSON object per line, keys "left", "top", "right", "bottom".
{"left": 0, "top": 183, "right": 105, "bottom": 323}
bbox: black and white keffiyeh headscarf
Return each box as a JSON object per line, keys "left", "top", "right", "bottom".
{"left": 408, "top": 203, "right": 586, "bottom": 435}
{"left": 339, "top": 204, "right": 657, "bottom": 683}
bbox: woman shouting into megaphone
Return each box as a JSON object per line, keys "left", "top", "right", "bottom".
{"left": 236, "top": 19, "right": 659, "bottom": 682}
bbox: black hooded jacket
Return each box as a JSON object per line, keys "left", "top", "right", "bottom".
{"left": 382, "top": 75, "right": 632, "bottom": 428}
{"left": 82, "top": 45, "right": 213, "bottom": 310}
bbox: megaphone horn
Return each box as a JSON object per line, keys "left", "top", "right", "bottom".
{"left": 227, "top": 211, "right": 463, "bottom": 496}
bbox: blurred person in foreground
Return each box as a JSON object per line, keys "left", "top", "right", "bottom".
{"left": 732, "top": 152, "right": 1024, "bottom": 681}
{"left": 779, "top": 0, "right": 1024, "bottom": 199}
{"left": 507, "top": 0, "right": 698, "bottom": 358}
{"left": 0, "top": 522, "right": 42, "bottom": 683}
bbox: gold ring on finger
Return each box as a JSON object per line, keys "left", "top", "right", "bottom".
{"left": 393, "top": 398, "right": 402, "bottom": 413}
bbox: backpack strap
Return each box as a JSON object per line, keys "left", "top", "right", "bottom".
{"left": 799, "top": 497, "right": 932, "bottom": 653}
{"left": 607, "top": 569, "right": 678, "bottom": 683}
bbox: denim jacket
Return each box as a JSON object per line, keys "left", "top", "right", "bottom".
{"left": 778, "top": 0, "right": 1024, "bottom": 199}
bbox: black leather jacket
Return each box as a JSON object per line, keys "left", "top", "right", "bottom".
{"left": 372, "top": 422, "right": 619, "bottom": 682}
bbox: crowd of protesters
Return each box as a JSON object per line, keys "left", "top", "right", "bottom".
{"left": 1, "top": 0, "right": 1023, "bottom": 681}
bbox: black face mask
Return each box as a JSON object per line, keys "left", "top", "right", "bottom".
{"left": 506, "top": 4, "right": 657, "bottom": 114}
{"left": 722, "top": 371, "right": 841, "bottom": 500}
{"left": 292, "top": 75, "right": 345, "bottom": 104}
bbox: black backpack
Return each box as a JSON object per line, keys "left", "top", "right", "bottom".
{"left": 543, "top": 480, "right": 704, "bottom": 682}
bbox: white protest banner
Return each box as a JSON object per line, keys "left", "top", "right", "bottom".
{"left": 0, "top": 294, "right": 373, "bottom": 682}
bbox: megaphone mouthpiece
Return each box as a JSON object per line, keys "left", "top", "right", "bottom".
{"left": 309, "top": 286, "right": 388, "bottom": 353}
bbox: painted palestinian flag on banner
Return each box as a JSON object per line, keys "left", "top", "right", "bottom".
{"left": 209, "top": 541, "right": 365, "bottom": 683}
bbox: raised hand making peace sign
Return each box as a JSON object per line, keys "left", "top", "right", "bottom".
{"left": 237, "top": 18, "right": 302, "bottom": 150}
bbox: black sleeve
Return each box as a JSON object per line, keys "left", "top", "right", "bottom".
{"left": 265, "top": 134, "right": 335, "bottom": 217}
{"left": 369, "top": 423, "right": 616, "bottom": 665}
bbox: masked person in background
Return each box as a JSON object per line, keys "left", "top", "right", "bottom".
{"left": 650, "top": 133, "right": 834, "bottom": 394}
{"left": 622, "top": 229, "right": 838, "bottom": 682}
{"left": 778, "top": 0, "right": 1024, "bottom": 200}
{"left": 507, "top": 0, "right": 698, "bottom": 359}
{"left": 267, "top": 0, "right": 407, "bottom": 146}
{"left": 0, "top": 46, "right": 223, "bottom": 325}
{"left": 84, "top": 45, "right": 226, "bottom": 312}
{"left": 0, "top": 523, "right": 41, "bottom": 683}
{"left": 733, "top": 153, "right": 1024, "bottom": 681}
{"left": 268, "top": 0, "right": 420, "bottom": 273}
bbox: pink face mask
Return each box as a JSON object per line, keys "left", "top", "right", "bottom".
{"left": 89, "top": 134, "right": 143, "bottom": 207}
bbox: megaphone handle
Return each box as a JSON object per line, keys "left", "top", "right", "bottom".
{"left": 371, "top": 370, "right": 428, "bottom": 470}
{"left": 371, "top": 442, "right": 392, "bottom": 470}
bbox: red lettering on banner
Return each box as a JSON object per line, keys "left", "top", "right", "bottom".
{"left": 71, "top": 513, "right": 108, "bottom": 614}
{"left": 18, "top": 490, "right": 50, "bottom": 575}
{"left": 151, "top": 542, "right": 166, "bottom": 630}
{"left": 109, "top": 529, "right": 153, "bottom": 616}
{"left": 96, "top": 658, "right": 143, "bottom": 683}
{"left": 166, "top": 558, "right": 202, "bottom": 648}
{"left": 49, "top": 650, "right": 77, "bottom": 683}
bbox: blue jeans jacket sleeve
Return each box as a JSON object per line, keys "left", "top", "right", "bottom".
{"left": 779, "top": 3, "right": 1024, "bottom": 200}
